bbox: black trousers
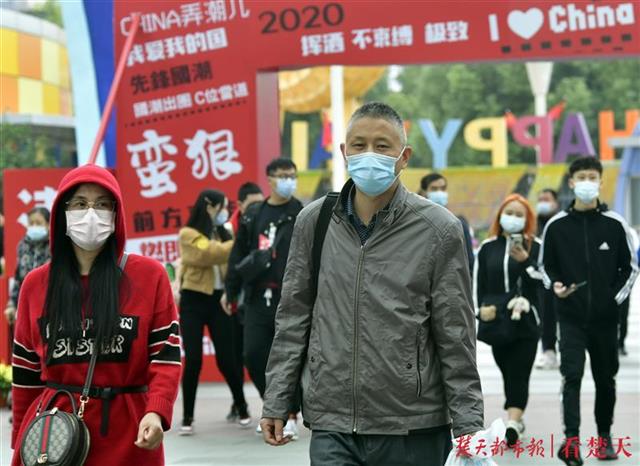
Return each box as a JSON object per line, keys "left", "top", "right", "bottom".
{"left": 243, "top": 288, "right": 300, "bottom": 412}
{"left": 541, "top": 288, "right": 558, "bottom": 352}
{"left": 310, "top": 429, "right": 452, "bottom": 466}
{"left": 559, "top": 320, "right": 619, "bottom": 437}
{"left": 180, "top": 289, "right": 246, "bottom": 421}
{"left": 618, "top": 297, "right": 630, "bottom": 348}
{"left": 491, "top": 338, "right": 538, "bottom": 410}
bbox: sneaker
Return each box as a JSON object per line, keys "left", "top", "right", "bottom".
{"left": 237, "top": 404, "right": 252, "bottom": 428}
{"left": 536, "top": 350, "right": 559, "bottom": 370}
{"left": 179, "top": 421, "right": 194, "bottom": 436}
{"left": 255, "top": 423, "right": 263, "bottom": 435}
{"left": 226, "top": 403, "right": 239, "bottom": 423}
{"left": 283, "top": 418, "right": 299, "bottom": 441}
{"left": 597, "top": 434, "right": 618, "bottom": 461}
{"left": 558, "top": 438, "right": 584, "bottom": 466}
{"left": 505, "top": 420, "right": 521, "bottom": 447}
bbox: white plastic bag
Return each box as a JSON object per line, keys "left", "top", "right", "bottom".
{"left": 444, "top": 418, "right": 507, "bottom": 466}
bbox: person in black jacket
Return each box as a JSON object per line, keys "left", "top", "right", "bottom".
{"left": 534, "top": 188, "right": 561, "bottom": 370}
{"left": 540, "top": 157, "right": 638, "bottom": 466}
{"left": 475, "top": 194, "right": 542, "bottom": 448}
{"left": 223, "top": 157, "right": 303, "bottom": 438}
{"left": 419, "top": 173, "right": 474, "bottom": 274}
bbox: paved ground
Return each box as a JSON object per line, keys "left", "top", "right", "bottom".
{"left": 1, "top": 281, "right": 638, "bottom": 465}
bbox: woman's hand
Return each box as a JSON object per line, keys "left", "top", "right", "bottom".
{"left": 220, "top": 293, "right": 233, "bottom": 316}
{"left": 509, "top": 244, "right": 529, "bottom": 263}
{"left": 479, "top": 305, "right": 497, "bottom": 322}
{"left": 135, "top": 412, "right": 164, "bottom": 450}
{"left": 4, "top": 304, "right": 16, "bottom": 325}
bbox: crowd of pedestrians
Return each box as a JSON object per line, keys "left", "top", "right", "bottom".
{"left": 6, "top": 102, "right": 639, "bottom": 466}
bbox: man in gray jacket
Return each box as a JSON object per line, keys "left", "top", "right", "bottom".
{"left": 261, "top": 102, "right": 484, "bottom": 465}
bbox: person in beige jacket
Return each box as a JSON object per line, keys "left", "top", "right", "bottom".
{"left": 178, "top": 189, "right": 249, "bottom": 434}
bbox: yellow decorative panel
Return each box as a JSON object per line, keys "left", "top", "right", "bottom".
{"left": 0, "top": 28, "right": 19, "bottom": 76}
{"left": 41, "top": 39, "right": 60, "bottom": 85}
{"left": 43, "top": 83, "right": 60, "bottom": 114}
{"left": 60, "top": 89, "right": 72, "bottom": 116}
{"left": 59, "top": 47, "right": 70, "bottom": 89}
{"left": 18, "top": 77, "right": 43, "bottom": 114}
{"left": 0, "top": 75, "right": 18, "bottom": 112}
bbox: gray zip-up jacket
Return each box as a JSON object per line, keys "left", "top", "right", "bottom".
{"left": 263, "top": 181, "right": 484, "bottom": 437}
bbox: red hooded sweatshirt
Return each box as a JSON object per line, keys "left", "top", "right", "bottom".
{"left": 11, "top": 165, "right": 181, "bottom": 465}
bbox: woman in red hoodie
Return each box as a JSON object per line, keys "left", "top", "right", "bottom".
{"left": 11, "top": 165, "right": 181, "bottom": 465}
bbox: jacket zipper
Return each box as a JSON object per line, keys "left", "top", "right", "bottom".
{"left": 351, "top": 245, "right": 365, "bottom": 433}
{"left": 583, "top": 217, "right": 592, "bottom": 319}
{"left": 416, "top": 330, "right": 422, "bottom": 397}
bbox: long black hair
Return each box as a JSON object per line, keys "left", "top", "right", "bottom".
{"left": 42, "top": 187, "right": 124, "bottom": 363}
{"left": 186, "top": 189, "right": 226, "bottom": 237}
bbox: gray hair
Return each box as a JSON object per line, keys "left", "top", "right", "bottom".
{"left": 347, "top": 102, "right": 407, "bottom": 144}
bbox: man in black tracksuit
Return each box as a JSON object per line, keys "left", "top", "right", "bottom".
{"left": 540, "top": 158, "right": 638, "bottom": 466}
{"left": 224, "top": 157, "right": 303, "bottom": 436}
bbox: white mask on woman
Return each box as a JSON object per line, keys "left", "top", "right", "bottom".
{"left": 66, "top": 208, "right": 115, "bottom": 251}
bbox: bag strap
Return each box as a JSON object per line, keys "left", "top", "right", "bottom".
{"left": 78, "top": 253, "right": 127, "bottom": 417}
{"left": 311, "top": 193, "right": 339, "bottom": 301}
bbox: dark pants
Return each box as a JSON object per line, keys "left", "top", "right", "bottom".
{"left": 310, "top": 429, "right": 452, "bottom": 466}
{"left": 244, "top": 288, "right": 300, "bottom": 412}
{"left": 559, "top": 320, "right": 619, "bottom": 437}
{"left": 541, "top": 289, "right": 558, "bottom": 352}
{"left": 180, "top": 289, "right": 246, "bottom": 421}
{"left": 492, "top": 338, "right": 538, "bottom": 410}
{"left": 618, "top": 298, "right": 630, "bottom": 348}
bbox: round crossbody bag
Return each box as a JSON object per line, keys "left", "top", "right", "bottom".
{"left": 20, "top": 340, "right": 98, "bottom": 466}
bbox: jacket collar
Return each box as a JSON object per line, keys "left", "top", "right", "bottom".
{"left": 567, "top": 199, "right": 608, "bottom": 216}
{"left": 334, "top": 178, "right": 408, "bottom": 226}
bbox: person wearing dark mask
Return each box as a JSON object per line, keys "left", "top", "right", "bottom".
{"left": 4, "top": 207, "right": 51, "bottom": 326}
{"left": 419, "top": 173, "right": 474, "bottom": 274}
{"left": 260, "top": 103, "right": 483, "bottom": 465}
{"left": 178, "top": 190, "right": 249, "bottom": 435}
{"left": 534, "top": 188, "right": 561, "bottom": 370}
{"left": 540, "top": 157, "right": 638, "bottom": 466}
{"left": 223, "top": 158, "right": 303, "bottom": 438}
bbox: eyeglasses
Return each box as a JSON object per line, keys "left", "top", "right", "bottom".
{"left": 269, "top": 174, "right": 297, "bottom": 180}
{"left": 65, "top": 198, "right": 116, "bottom": 211}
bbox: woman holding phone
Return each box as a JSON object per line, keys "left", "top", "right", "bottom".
{"left": 474, "top": 194, "right": 543, "bottom": 447}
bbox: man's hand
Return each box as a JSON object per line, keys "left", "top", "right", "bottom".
{"left": 4, "top": 305, "right": 16, "bottom": 325}
{"left": 220, "top": 293, "right": 233, "bottom": 316}
{"left": 509, "top": 244, "right": 529, "bottom": 263}
{"left": 554, "top": 282, "right": 577, "bottom": 299}
{"left": 135, "top": 412, "right": 164, "bottom": 450}
{"left": 479, "top": 305, "right": 497, "bottom": 322}
{"left": 261, "top": 417, "right": 291, "bottom": 446}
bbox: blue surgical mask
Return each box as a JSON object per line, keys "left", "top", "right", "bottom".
{"left": 500, "top": 213, "right": 525, "bottom": 234}
{"left": 275, "top": 178, "right": 297, "bottom": 199}
{"left": 427, "top": 191, "right": 449, "bottom": 207}
{"left": 214, "top": 209, "right": 229, "bottom": 226}
{"left": 347, "top": 148, "right": 404, "bottom": 197}
{"left": 26, "top": 225, "right": 48, "bottom": 241}
{"left": 573, "top": 181, "right": 599, "bottom": 204}
{"left": 536, "top": 201, "right": 554, "bottom": 216}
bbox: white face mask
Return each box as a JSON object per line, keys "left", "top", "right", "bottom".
{"left": 573, "top": 181, "right": 599, "bottom": 204}
{"left": 500, "top": 213, "right": 525, "bottom": 234}
{"left": 66, "top": 208, "right": 115, "bottom": 251}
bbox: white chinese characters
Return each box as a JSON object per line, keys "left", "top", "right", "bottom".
{"left": 127, "top": 130, "right": 178, "bottom": 198}
{"left": 185, "top": 129, "right": 243, "bottom": 181}
{"left": 425, "top": 21, "right": 469, "bottom": 44}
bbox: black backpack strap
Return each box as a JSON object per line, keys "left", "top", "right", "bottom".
{"left": 311, "top": 193, "right": 339, "bottom": 301}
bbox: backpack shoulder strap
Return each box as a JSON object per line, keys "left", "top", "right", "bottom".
{"left": 119, "top": 253, "right": 129, "bottom": 271}
{"left": 311, "top": 193, "right": 339, "bottom": 301}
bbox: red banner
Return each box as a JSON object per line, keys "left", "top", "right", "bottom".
{"left": 114, "top": 0, "right": 639, "bottom": 251}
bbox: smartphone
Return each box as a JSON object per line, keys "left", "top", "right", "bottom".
{"left": 510, "top": 233, "right": 523, "bottom": 247}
